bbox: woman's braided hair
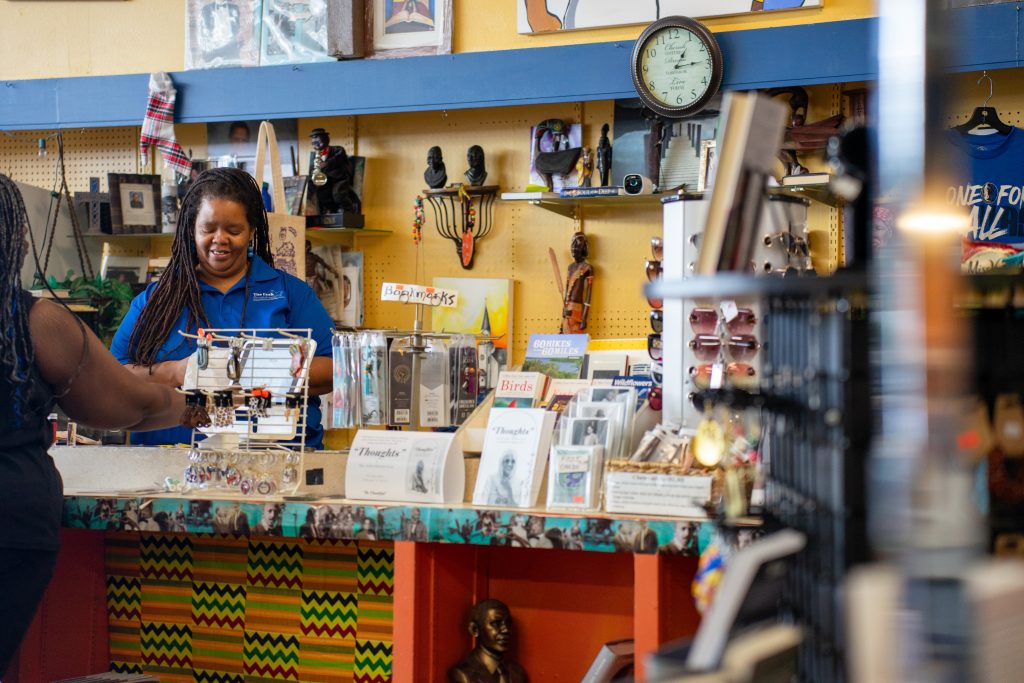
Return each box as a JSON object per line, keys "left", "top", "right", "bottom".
{"left": 127, "top": 167, "right": 274, "bottom": 366}
{"left": 0, "top": 175, "right": 36, "bottom": 414}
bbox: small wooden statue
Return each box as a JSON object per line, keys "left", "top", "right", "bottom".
{"left": 562, "top": 232, "right": 593, "bottom": 334}
{"left": 425, "top": 145, "right": 448, "bottom": 189}
{"left": 596, "top": 123, "right": 613, "bottom": 187}
{"left": 465, "top": 144, "right": 488, "bottom": 186}
{"left": 448, "top": 599, "right": 527, "bottom": 683}
{"left": 576, "top": 146, "right": 593, "bottom": 188}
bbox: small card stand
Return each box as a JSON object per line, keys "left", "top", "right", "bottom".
{"left": 345, "top": 430, "right": 465, "bottom": 504}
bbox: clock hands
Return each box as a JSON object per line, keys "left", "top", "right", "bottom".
{"left": 675, "top": 60, "right": 704, "bottom": 69}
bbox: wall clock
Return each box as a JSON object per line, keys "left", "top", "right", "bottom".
{"left": 630, "top": 16, "right": 724, "bottom": 119}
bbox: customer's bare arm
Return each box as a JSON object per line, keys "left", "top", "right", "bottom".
{"left": 30, "top": 299, "right": 185, "bottom": 431}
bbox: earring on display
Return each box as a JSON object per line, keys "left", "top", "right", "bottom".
{"left": 196, "top": 329, "right": 212, "bottom": 371}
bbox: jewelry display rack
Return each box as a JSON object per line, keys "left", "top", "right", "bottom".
{"left": 176, "top": 328, "right": 317, "bottom": 496}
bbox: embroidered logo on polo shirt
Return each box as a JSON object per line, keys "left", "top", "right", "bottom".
{"left": 252, "top": 290, "right": 285, "bottom": 302}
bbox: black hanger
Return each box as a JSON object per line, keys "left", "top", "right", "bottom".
{"left": 955, "top": 71, "right": 1012, "bottom": 135}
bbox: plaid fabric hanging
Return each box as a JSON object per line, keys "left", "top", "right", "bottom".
{"left": 139, "top": 72, "right": 193, "bottom": 177}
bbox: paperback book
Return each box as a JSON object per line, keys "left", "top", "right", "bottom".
{"left": 473, "top": 408, "right": 557, "bottom": 508}
{"left": 493, "top": 371, "right": 548, "bottom": 408}
{"left": 521, "top": 333, "right": 588, "bottom": 379}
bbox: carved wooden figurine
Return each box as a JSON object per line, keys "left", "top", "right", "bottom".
{"left": 562, "top": 232, "right": 593, "bottom": 334}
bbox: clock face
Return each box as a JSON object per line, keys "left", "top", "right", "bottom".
{"left": 631, "top": 17, "right": 723, "bottom": 119}
{"left": 639, "top": 27, "right": 713, "bottom": 109}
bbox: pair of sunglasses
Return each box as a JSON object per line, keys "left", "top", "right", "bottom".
{"left": 689, "top": 307, "right": 757, "bottom": 336}
{"left": 648, "top": 333, "right": 662, "bottom": 361}
{"left": 689, "top": 334, "right": 760, "bottom": 362}
{"left": 650, "top": 309, "right": 662, "bottom": 334}
{"left": 690, "top": 363, "right": 758, "bottom": 392}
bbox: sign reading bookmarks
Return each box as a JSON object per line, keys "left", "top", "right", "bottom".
{"left": 381, "top": 282, "right": 459, "bottom": 308}
{"left": 346, "top": 430, "right": 465, "bottom": 504}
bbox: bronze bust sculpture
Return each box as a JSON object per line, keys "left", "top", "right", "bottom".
{"left": 425, "top": 145, "right": 448, "bottom": 189}
{"left": 465, "top": 144, "right": 488, "bottom": 186}
{"left": 448, "top": 599, "right": 527, "bottom": 683}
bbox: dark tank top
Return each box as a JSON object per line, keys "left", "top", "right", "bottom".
{"left": 0, "top": 292, "right": 61, "bottom": 550}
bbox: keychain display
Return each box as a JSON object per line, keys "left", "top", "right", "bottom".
{"left": 181, "top": 448, "right": 300, "bottom": 496}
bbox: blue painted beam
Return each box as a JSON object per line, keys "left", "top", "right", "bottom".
{"left": 2, "top": 18, "right": 877, "bottom": 131}
{"left": 0, "top": 6, "right": 1015, "bottom": 132}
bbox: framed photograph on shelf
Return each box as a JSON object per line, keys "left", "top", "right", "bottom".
{"left": 107, "top": 174, "right": 161, "bottom": 234}
{"left": 185, "top": 0, "right": 262, "bottom": 69}
{"left": 368, "top": 0, "right": 452, "bottom": 58}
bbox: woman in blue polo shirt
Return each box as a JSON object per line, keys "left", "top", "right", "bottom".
{"left": 110, "top": 167, "right": 335, "bottom": 447}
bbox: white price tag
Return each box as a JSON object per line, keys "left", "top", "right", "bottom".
{"left": 710, "top": 363, "right": 724, "bottom": 390}
{"left": 720, "top": 300, "right": 739, "bottom": 322}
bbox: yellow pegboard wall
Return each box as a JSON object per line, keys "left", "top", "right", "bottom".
{"left": 800, "top": 83, "right": 844, "bottom": 272}
{"left": 0, "top": 127, "right": 140, "bottom": 191}
{"left": 344, "top": 102, "right": 657, "bottom": 365}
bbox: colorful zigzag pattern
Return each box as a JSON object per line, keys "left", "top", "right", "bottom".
{"left": 357, "top": 547, "right": 395, "bottom": 596}
{"left": 139, "top": 622, "right": 192, "bottom": 670}
{"left": 355, "top": 639, "right": 393, "bottom": 683}
{"left": 140, "top": 534, "right": 193, "bottom": 581}
{"left": 243, "top": 631, "right": 300, "bottom": 681}
{"left": 300, "top": 591, "right": 359, "bottom": 639}
{"left": 192, "top": 582, "right": 246, "bottom": 630}
{"left": 246, "top": 541, "right": 303, "bottom": 589}
{"left": 192, "top": 669, "right": 244, "bottom": 683}
{"left": 107, "top": 575, "right": 142, "bottom": 621}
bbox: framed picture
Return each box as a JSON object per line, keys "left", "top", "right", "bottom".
{"left": 185, "top": 0, "right": 262, "bottom": 69}
{"left": 698, "top": 139, "right": 717, "bottom": 192}
{"left": 368, "top": 0, "right": 452, "bottom": 58}
{"left": 107, "top": 174, "right": 161, "bottom": 235}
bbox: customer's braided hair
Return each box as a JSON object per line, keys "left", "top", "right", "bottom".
{"left": 127, "top": 167, "right": 274, "bottom": 367}
{"left": 0, "top": 175, "right": 35, "bottom": 402}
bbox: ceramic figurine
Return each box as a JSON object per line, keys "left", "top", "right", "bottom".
{"left": 576, "top": 146, "right": 593, "bottom": 188}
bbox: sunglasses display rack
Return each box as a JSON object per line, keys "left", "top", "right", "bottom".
{"left": 658, "top": 183, "right": 871, "bottom": 681}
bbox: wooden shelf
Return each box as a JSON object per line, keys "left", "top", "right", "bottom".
{"left": 306, "top": 227, "right": 392, "bottom": 244}
{"left": 62, "top": 493, "right": 759, "bottom": 554}
{"left": 502, "top": 193, "right": 664, "bottom": 218}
